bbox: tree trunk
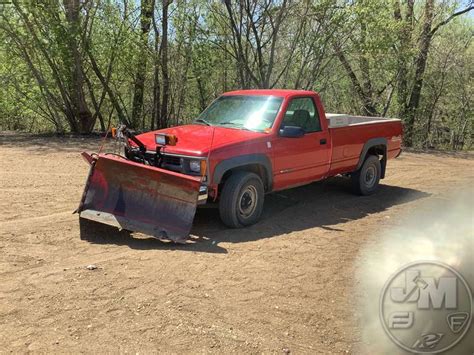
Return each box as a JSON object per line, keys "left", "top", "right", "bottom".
{"left": 151, "top": 18, "right": 161, "bottom": 131}
{"left": 131, "top": 0, "right": 155, "bottom": 129}
{"left": 334, "top": 47, "right": 378, "bottom": 116}
{"left": 394, "top": 0, "right": 414, "bottom": 119}
{"left": 85, "top": 74, "right": 105, "bottom": 132}
{"left": 151, "top": 62, "right": 161, "bottom": 130}
{"left": 403, "top": 0, "right": 434, "bottom": 146}
{"left": 86, "top": 47, "right": 131, "bottom": 126}
{"left": 63, "top": 0, "right": 94, "bottom": 134}
{"left": 13, "top": 1, "right": 78, "bottom": 131}
{"left": 159, "top": 0, "right": 171, "bottom": 129}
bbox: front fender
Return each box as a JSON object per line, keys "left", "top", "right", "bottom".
{"left": 212, "top": 154, "right": 273, "bottom": 189}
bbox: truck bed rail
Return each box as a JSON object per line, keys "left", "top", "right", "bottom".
{"left": 326, "top": 113, "right": 401, "bottom": 129}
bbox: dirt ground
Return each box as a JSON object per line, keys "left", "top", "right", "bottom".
{"left": 0, "top": 132, "right": 473, "bottom": 353}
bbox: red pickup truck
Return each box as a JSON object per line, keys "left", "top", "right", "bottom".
{"left": 78, "top": 89, "right": 402, "bottom": 242}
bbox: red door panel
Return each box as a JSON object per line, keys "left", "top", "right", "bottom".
{"left": 272, "top": 131, "right": 330, "bottom": 190}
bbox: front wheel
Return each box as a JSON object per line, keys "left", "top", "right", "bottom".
{"left": 219, "top": 171, "right": 264, "bottom": 228}
{"left": 351, "top": 155, "right": 381, "bottom": 195}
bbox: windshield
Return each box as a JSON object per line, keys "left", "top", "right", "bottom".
{"left": 196, "top": 95, "right": 283, "bottom": 131}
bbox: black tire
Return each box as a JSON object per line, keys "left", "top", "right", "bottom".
{"left": 351, "top": 155, "right": 381, "bottom": 195}
{"left": 219, "top": 171, "right": 264, "bottom": 228}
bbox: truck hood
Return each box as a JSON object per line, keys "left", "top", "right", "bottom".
{"left": 136, "top": 124, "right": 268, "bottom": 156}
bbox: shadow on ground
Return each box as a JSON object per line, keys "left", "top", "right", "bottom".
{"left": 79, "top": 218, "right": 229, "bottom": 254}
{"left": 79, "top": 176, "right": 430, "bottom": 253}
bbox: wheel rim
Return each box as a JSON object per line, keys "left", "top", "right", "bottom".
{"left": 364, "top": 165, "right": 377, "bottom": 188}
{"left": 238, "top": 185, "right": 258, "bottom": 218}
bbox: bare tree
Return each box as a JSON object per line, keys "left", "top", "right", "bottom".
{"left": 159, "top": 0, "right": 171, "bottom": 128}
{"left": 396, "top": 0, "right": 473, "bottom": 146}
{"left": 131, "top": 0, "right": 155, "bottom": 129}
{"left": 63, "top": 0, "right": 94, "bottom": 133}
{"left": 222, "top": 0, "right": 290, "bottom": 88}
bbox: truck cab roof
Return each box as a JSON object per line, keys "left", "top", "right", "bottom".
{"left": 223, "top": 89, "right": 317, "bottom": 98}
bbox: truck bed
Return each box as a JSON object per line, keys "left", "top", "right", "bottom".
{"left": 326, "top": 113, "right": 400, "bottom": 128}
{"left": 326, "top": 113, "right": 403, "bottom": 176}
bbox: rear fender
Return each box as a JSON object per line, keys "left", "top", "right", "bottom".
{"left": 356, "top": 138, "right": 387, "bottom": 178}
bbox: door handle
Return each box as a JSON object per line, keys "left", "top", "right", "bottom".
{"left": 320, "top": 138, "right": 327, "bottom": 145}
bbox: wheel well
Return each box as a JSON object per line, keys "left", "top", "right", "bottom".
{"left": 367, "top": 144, "right": 385, "bottom": 157}
{"left": 220, "top": 164, "right": 269, "bottom": 192}
{"left": 365, "top": 144, "right": 387, "bottom": 178}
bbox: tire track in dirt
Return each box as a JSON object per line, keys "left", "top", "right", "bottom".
{"left": 0, "top": 212, "right": 74, "bottom": 228}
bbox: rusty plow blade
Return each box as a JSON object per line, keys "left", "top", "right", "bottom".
{"left": 77, "top": 154, "right": 201, "bottom": 243}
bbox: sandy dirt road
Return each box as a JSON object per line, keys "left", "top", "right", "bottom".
{"left": 0, "top": 132, "right": 473, "bottom": 353}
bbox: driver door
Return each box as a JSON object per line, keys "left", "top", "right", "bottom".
{"left": 272, "top": 97, "right": 331, "bottom": 190}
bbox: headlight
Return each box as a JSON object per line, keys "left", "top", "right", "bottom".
{"left": 189, "top": 160, "right": 201, "bottom": 173}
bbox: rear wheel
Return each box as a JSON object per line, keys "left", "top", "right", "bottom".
{"left": 219, "top": 171, "right": 264, "bottom": 228}
{"left": 351, "top": 155, "right": 381, "bottom": 195}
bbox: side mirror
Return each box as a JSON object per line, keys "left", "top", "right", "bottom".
{"left": 279, "top": 125, "right": 305, "bottom": 138}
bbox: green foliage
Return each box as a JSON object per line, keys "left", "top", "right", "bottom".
{"left": 0, "top": 0, "right": 472, "bottom": 149}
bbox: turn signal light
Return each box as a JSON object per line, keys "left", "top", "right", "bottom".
{"left": 168, "top": 134, "right": 178, "bottom": 146}
{"left": 200, "top": 160, "right": 207, "bottom": 177}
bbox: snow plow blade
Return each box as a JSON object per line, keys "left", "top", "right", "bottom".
{"left": 77, "top": 154, "right": 201, "bottom": 243}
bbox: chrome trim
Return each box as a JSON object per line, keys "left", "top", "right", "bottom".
{"left": 160, "top": 152, "right": 207, "bottom": 160}
{"left": 143, "top": 151, "right": 206, "bottom": 160}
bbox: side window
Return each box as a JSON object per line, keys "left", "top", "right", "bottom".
{"left": 281, "top": 97, "right": 321, "bottom": 133}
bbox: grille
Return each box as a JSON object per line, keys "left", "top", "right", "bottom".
{"left": 162, "top": 155, "right": 182, "bottom": 166}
